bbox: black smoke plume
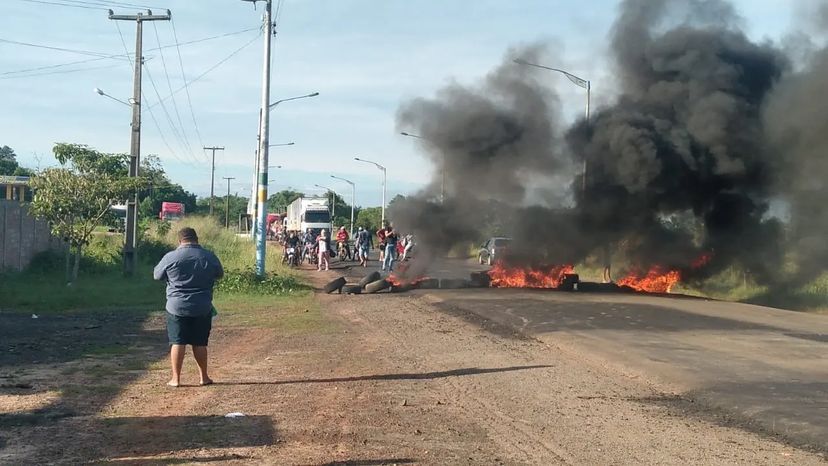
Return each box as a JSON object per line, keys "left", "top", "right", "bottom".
{"left": 393, "top": 0, "right": 826, "bottom": 286}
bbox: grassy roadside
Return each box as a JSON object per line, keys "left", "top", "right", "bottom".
{"left": 0, "top": 216, "right": 309, "bottom": 314}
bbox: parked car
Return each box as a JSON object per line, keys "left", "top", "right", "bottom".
{"left": 478, "top": 237, "right": 511, "bottom": 265}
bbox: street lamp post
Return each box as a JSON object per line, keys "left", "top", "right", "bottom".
{"left": 314, "top": 184, "right": 337, "bottom": 222}
{"left": 401, "top": 131, "right": 444, "bottom": 204}
{"left": 330, "top": 175, "right": 355, "bottom": 238}
{"left": 513, "top": 59, "right": 590, "bottom": 191}
{"left": 254, "top": 91, "right": 318, "bottom": 277}
{"left": 514, "top": 59, "right": 610, "bottom": 282}
{"left": 354, "top": 157, "right": 387, "bottom": 225}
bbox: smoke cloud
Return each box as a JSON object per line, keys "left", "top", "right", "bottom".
{"left": 392, "top": 0, "right": 827, "bottom": 286}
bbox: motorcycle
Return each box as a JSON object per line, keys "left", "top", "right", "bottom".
{"left": 337, "top": 241, "right": 349, "bottom": 261}
{"left": 284, "top": 247, "right": 299, "bottom": 267}
{"left": 302, "top": 243, "right": 318, "bottom": 266}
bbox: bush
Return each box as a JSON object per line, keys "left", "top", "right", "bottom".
{"left": 216, "top": 268, "right": 308, "bottom": 295}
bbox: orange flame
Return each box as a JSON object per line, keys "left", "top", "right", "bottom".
{"left": 617, "top": 266, "right": 681, "bottom": 293}
{"left": 488, "top": 262, "right": 575, "bottom": 289}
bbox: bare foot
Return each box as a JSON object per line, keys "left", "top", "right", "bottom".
{"left": 167, "top": 380, "right": 180, "bottom": 388}
{"left": 199, "top": 378, "right": 214, "bottom": 386}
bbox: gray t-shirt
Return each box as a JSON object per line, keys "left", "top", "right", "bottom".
{"left": 153, "top": 244, "right": 224, "bottom": 317}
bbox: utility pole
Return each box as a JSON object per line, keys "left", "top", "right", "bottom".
{"left": 108, "top": 8, "right": 171, "bottom": 276}
{"left": 223, "top": 177, "right": 235, "bottom": 228}
{"left": 242, "top": 0, "right": 273, "bottom": 277}
{"left": 204, "top": 146, "right": 225, "bottom": 215}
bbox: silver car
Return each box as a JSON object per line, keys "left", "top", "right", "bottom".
{"left": 478, "top": 237, "right": 511, "bottom": 266}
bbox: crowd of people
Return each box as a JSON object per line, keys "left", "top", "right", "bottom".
{"left": 278, "top": 221, "right": 414, "bottom": 272}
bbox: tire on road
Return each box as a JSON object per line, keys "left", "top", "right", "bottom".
{"left": 418, "top": 278, "right": 440, "bottom": 289}
{"left": 440, "top": 278, "right": 470, "bottom": 289}
{"left": 358, "top": 271, "right": 382, "bottom": 288}
{"left": 323, "top": 276, "right": 347, "bottom": 294}
{"left": 364, "top": 279, "right": 391, "bottom": 294}
{"left": 342, "top": 284, "right": 362, "bottom": 295}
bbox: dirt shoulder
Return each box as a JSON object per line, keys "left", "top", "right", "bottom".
{"left": 1, "top": 268, "right": 825, "bottom": 464}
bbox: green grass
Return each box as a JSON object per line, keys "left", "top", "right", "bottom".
{"left": 1, "top": 215, "right": 308, "bottom": 313}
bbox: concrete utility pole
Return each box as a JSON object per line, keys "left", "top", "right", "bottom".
{"left": 242, "top": 0, "right": 274, "bottom": 277}
{"left": 204, "top": 146, "right": 225, "bottom": 215}
{"left": 108, "top": 9, "right": 171, "bottom": 276}
{"left": 223, "top": 177, "right": 235, "bottom": 228}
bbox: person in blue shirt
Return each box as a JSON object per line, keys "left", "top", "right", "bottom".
{"left": 153, "top": 227, "right": 224, "bottom": 387}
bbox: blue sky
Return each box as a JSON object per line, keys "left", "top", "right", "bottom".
{"left": 0, "top": 0, "right": 795, "bottom": 207}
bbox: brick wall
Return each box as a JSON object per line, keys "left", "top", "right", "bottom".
{"left": 0, "top": 201, "right": 65, "bottom": 272}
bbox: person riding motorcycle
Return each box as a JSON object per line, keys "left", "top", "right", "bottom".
{"left": 335, "top": 226, "right": 351, "bottom": 260}
{"left": 300, "top": 228, "right": 315, "bottom": 260}
{"left": 283, "top": 232, "right": 301, "bottom": 265}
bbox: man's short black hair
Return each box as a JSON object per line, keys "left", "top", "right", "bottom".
{"left": 178, "top": 227, "right": 198, "bottom": 243}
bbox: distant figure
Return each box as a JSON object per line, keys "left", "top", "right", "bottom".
{"left": 382, "top": 227, "right": 399, "bottom": 272}
{"left": 401, "top": 234, "right": 414, "bottom": 261}
{"left": 355, "top": 226, "right": 373, "bottom": 267}
{"left": 317, "top": 229, "right": 331, "bottom": 271}
{"left": 153, "top": 227, "right": 224, "bottom": 388}
{"left": 376, "top": 222, "right": 389, "bottom": 262}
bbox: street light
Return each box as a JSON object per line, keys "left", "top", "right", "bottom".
{"left": 400, "top": 131, "right": 445, "bottom": 204}
{"left": 269, "top": 142, "right": 295, "bottom": 147}
{"left": 354, "top": 157, "right": 387, "bottom": 225}
{"left": 330, "top": 175, "right": 355, "bottom": 237}
{"left": 254, "top": 91, "right": 319, "bottom": 277}
{"left": 268, "top": 92, "right": 319, "bottom": 110}
{"left": 513, "top": 58, "right": 590, "bottom": 191}
{"left": 314, "top": 184, "right": 337, "bottom": 221}
{"left": 94, "top": 87, "right": 133, "bottom": 107}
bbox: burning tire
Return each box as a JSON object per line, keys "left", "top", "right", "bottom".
{"left": 323, "top": 277, "right": 347, "bottom": 294}
{"left": 439, "top": 278, "right": 470, "bottom": 289}
{"left": 469, "top": 271, "right": 491, "bottom": 288}
{"left": 364, "top": 279, "right": 391, "bottom": 294}
{"left": 358, "top": 271, "right": 382, "bottom": 289}
{"left": 418, "top": 278, "right": 439, "bottom": 289}
{"left": 342, "top": 285, "right": 362, "bottom": 295}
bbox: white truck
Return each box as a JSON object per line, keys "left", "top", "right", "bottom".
{"left": 285, "top": 196, "right": 331, "bottom": 235}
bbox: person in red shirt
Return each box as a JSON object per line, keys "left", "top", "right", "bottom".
{"left": 335, "top": 226, "right": 351, "bottom": 260}
{"left": 376, "top": 222, "right": 388, "bottom": 262}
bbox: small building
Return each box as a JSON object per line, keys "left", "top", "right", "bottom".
{"left": 0, "top": 175, "right": 32, "bottom": 202}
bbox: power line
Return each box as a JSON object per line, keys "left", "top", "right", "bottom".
{"left": 0, "top": 27, "right": 259, "bottom": 77}
{"left": 112, "top": 17, "right": 198, "bottom": 171}
{"left": 14, "top": 0, "right": 107, "bottom": 10}
{"left": 150, "top": 31, "right": 261, "bottom": 109}
{"left": 0, "top": 37, "right": 114, "bottom": 57}
{"left": 171, "top": 17, "right": 206, "bottom": 153}
{"left": 153, "top": 21, "right": 195, "bottom": 160}
{"left": 0, "top": 62, "right": 123, "bottom": 80}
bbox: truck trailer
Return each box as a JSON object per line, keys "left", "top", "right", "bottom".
{"left": 285, "top": 196, "right": 331, "bottom": 235}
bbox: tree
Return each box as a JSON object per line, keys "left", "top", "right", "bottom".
{"left": 267, "top": 189, "right": 304, "bottom": 213}
{"left": 132, "top": 155, "right": 197, "bottom": 221}
{"left": 0, "top": 145, "right": 34, "bottom": 176}
{"left": 356, "top": 207, "right": 382, "bottom": 232}
{"left": 29, "top": 144, "right": 140, "bottom": 285}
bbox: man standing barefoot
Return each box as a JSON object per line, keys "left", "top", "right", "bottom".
{"left": 153, "top": 227, "right": 224, "bottom": 387}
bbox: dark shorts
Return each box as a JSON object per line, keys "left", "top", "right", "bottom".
{"left": 166, "top": 313, "right": 212, "bottom": 346}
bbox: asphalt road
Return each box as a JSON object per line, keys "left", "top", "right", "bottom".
{"left": 327, "top": 255, "right": 828, "bottom": 452}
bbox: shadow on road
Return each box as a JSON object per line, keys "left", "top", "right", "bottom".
{"left": 635, "top": 380, "right": 828, "bottom": 454}
{"left": 214, "top": 365, "right": 552, "bottom": 386}
{"left": 314, "top": 459, "right": 416, "bottom": 466}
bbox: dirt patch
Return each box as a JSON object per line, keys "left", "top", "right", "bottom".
{"left": 1, "top": 268, "right": 825, "bottom": 464}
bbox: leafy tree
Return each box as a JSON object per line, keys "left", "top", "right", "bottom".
{"left": 29, "top": 144, "right": 141, "bottom": 284}
{"left": 195, "top": 194, "right": 249, "bottom": 228}
{"left": 387, "top": 194, "right": 407, "bottom": 211}
{"left": 0, "top": 145, "right": 34, "bottom": 176}
{"left": 267, "top": 189, "right": 304, "bottom": 213}
{"left": 133, "top": 155, "right": 197, "bottom": 221}
{"left": 356, "top": 207, "right": 382, "bottom": 232}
